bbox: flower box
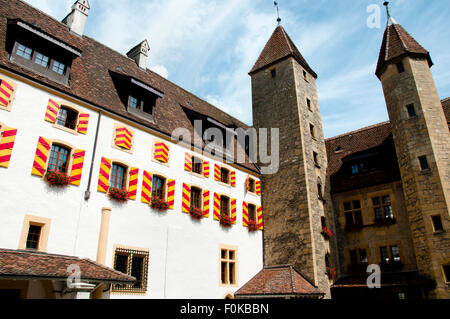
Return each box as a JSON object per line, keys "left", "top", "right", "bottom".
{"left": 373, "top": 217, "right": 397, "bottom": 227}
{"left": 108, "top": 187, "right": 129, "bottom": 202}
{"left": 326, "top": 267, "right": 337, "bottom": 280}
{"left": 321, "top": 226, "right": 333, "bottom": 239}
{"left": 220, "top": 214, "right": 233, "bottom": 228}
{"left": 248, "top": 220, "right": 259, "bottom": 232}
{"left": 45, "top": 170, "right": 70, "bottom": 187}
{"left": 150, "top": 197, "right": 170, "bottom": 211}
{"left": 189, "top": 207, "right": 204, "bottom": 219}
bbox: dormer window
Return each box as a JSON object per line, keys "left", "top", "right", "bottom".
{"left": 16, "top": 43, "right": 32, "bottom": 59}
{"left": 127, "top": 91, "right": 155, "bottom": 116}
{"left": 52, "top": 60, "right": 66, "bottom": 75}
{"left": 35, "top": 52, "right": 49, "bottom": 67}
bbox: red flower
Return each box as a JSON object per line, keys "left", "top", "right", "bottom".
{"left": 45, "top": 171, "right": 70, "bottom": 186}
{"left": 326, "top": 267, "right": 337, "bottom": 280}
{"left": 220, "top": 214, "right": 233, "bottom": 227}
{"left": 108, "top": 187, "right": 129, "bottom": 202}
{"left": 321, "top": 226, "right": 333, "bottom": 240}
{"left": 150, "top": 197, "right": 170, "bottom": 211}
{"left": 248, "top": 220, "right": 259, "bottom": 232}
{"left": 189, "top": 207, "right": 204, "bottom": 219}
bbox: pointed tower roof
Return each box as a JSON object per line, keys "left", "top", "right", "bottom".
{"left": 375, "top": 11, "right": 432, "bottom": 78}
{"left": 249, "top": 26, "right": 317, "bottom": 78}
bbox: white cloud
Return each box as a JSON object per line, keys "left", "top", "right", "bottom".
{"left": 150, "top": 65, "right": 169, "bottom": 79}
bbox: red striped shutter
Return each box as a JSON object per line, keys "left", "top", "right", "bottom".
{"left": 242, "top": 202, "right": 249, "bottom": 227}
{"left": 182, "top": 183, "right": 191, "bottom": 213}
{"left": 69, "top": 149, "right": 86, "bottom": 186}
{"left": 258, "top": 206, "right": 263, "bottom": 230}
{"left": 154, "top": 142, "right": 169, "bottom": 163}
{"left": 77, "top": 113, "right": 89, "bottom": 135}
{"left": 97, "top": 157, "right": 112, "bottom": 193}
{"left": 230, "top": 171, "right": 236, "bottom": 187}
{"left": 256, "top": 180, "right": 261, "bottom": 195}
{"left": 167, "top": 179, "right": 175, "bottom": 209}
{"left": 44, "top": 99, "right": 60, "bottom": 124}
{"left": 0, "top": 127, "right": 18, "bottom": 168}
{"left": 0, "top": 79, "right": 15, "bottom": 108}
{"left": 203, "top": 190, "right": 210, "bottom": 217}
{"left": 203, "top": 161, "right": 210, "bottom": 178}
{"left": 115, "top": 126, "right": 133, "bottom": 150}
{"left": 184, "top": 152, "right": 192, "bottom": 172}
{"left": 31, "top": 137, "right": 51, "bottom": 177}
{"left": 231, "top": 198, "right": 237, "bottom": 224}
{"left": 141, "top": 171, "right": 153, "bottom": 204}
{"left": 128, "top": 167, "right": 139, "bottom": 200}
{"left": 213, "top": 192, "right": 220, "bottom": 220}
{"left": 214, "top": 164, "right": 220, "bottom": 181}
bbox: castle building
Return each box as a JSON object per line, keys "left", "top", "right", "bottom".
{"left": 0, "top": 0, "right": 448, "bottom": 300}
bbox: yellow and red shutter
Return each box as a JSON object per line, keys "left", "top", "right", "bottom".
{"left": 182, "top": 183, "right": 191, "bottom": 213}
{"left": 230, "top": 171, "right": 236, "bottom": 187}
{"left": 0, "top": 127, "right": 18, "bottom": 168}
{"left": 167, "top": 179, "right": 175, "bottom": 209}
{"left": 214, "top": 164, "right": 220, "bottom": 181}
{"left": 258, "top": 206, "right": 263, "bottom": 230}
{"left": 231, "top": 198, "right": 237, "bottom": 224}
{"left": 203, "top": 161, "right": 210, "bottom": 178}
{"left": 97, "top": 157, "right": 112, "bottom": 193}
{"left": 44, "top": 99, "right": 60, "bottom": 124}
{"left": 242, "top": 201, "right": 249, "bottom": 227}
{"left": 77, "top": 113, "right": 89, "bottom": 135}
{"left": 128, "top": 167, "right": 139, "bottom": 200}
{"left": 184, "top": 152, "right": 192, "bottom": 172}
{"left": 115, "top": 126, "right": 133, "bottom": 150}
{"left": 141, "top": 171, "right": 153, "bottom": 204}
{"left": 213, "top": 192, "right": 220, "bottom": 220}
{"left": 256, "top": 180, "right": 261, "bottom": 195}
{"left": 69, "top": 149, "right": 86, "bottom": 186}
{"left": 203, "top": 190, "right": 210, "bottom": 217}
{"left": 154, "top": 142, "right": 169, "bottom": 163}
{"left": 31, "top": 137, "right": 51, "bottom": 177}
{"left": 0, "top": 79, "right": 15, "bottom": 108}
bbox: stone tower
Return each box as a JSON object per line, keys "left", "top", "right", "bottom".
{"left": 250, "top": 26, "right": 331, "bottom": 296}
{"left": 376, "top": 8, "right": 450, "bottom": 298}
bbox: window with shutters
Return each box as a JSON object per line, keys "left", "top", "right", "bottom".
{"left": 219, "top": 245, "right": 238, "bottom": 287}
{"left": 220, "top": 167, "right": 230, "bottom": 185}
{"left": 220, "top": 195, "right": 230, "bottom": 217}
{"left": 56, "top": 106, "right": 79, "bottom": 131}
{"left": 112, "top": 247, "right": 149, "bottom": 293}
{"left": 248, "top": 204, "right": 257, "bottom": 223}
{"left": 110, "top": 163, "right": 127, "bottom": 189}
{"left": 48, "top": 144, "right": 71, "bottom": 173}
{"left": 247, "top": 177, "right": 256, "bottom": 193}
{"left": 192, "top": 156, "right": 203, "bottom": 175}
{"left": 152, "top": 175, "right": 166, "bottom": 200}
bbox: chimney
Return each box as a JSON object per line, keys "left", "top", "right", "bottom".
{"left": 62, "top": 0, "right": 90, "bottom": 36}
{"left": 127, "top": 40, "right": 150, "bottom": 70}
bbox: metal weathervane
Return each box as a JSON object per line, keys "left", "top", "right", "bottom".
{"left": 274, "top": 1, "right": 281, "bottom": 25}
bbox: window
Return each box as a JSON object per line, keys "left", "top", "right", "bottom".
{"left": 248, "top": 177, "right": 256, "bottom": 193}
{"left": 432, "top": 215, "right": 444, "bottom": 232}
{"left": 351, "top": 162, "right": 368, "bottom": 175}
{"left": 443, "top": 265, "right": 450, "bottom": 283}
{"left": 380, "top": 246, "right": 390, "bottom": 264}
{"left": 48, "top": 144, "right": 70, "bottom": 173}
{"left": 307, "top": 98, "right": 312, "bottom": 111}
{"left": 52, "top": 60, "right": 66, "bottom": 75}
{"left": 26, "top": 225, "right": 42, "bottom": 250}
{"left": 335, "top": 146, "right": 343, "bottom": 153}
{"left": 317, "top": 183, "right": 323, "bottom": 200}
{"left": 310, "top": 124, "right": 315, "bottom": 139}
{"left": 152, "top": 175, "right": 166, "bottom": 200}
{"left": 372, "top": 195, "right": 394, "bottom": 220}
{"left": 313, "top": 152, "right": 319, "bottom": 167}
{"left": 359, "top": 249, "right": 368, "bottom": 264}
{"left": 110, "top": 164, "right": 127, "bottom": 189}
{"left": 16, "top": 43, "right": 32, "bottom": 60}
{"left": 220, "top": 196, "right": 230, "bottom": 217}
{"left": 270, "top": 68, "right": 276, "bottom": 78}
{"left": 248, "top": 204, "right": 257, "bottom": 222}
{"left": 220, "top": 247, "right": 237, "bottom": 286}
{"left": 192, "top": 156, "right": 203, "bottom": 175}
{"left": 406, "top": 104, "right": 416, "bottom": 118}
{"left": 35, "top": 52, "right": 49, "bottom": 68}
{"left": 303, "top": 70, "right": 308, "bottom": 81}
{"left": 112, "top": 247, "right": 149, "bottom": 293}
{"left": 56, "top": 106, "right": 78, "bottom": 130}
{"left": 220, "top": 167, "right": 230, "bottom": 184}
{"left": 418, "top": 156, "right": 429, "bottom": 170}
{"left": 380, "top": 246, "right": 401, "bottom": 264}
{"left": 191, "top": 187, "right": 202, "bottom": 209}
{"left": 344, "top": 200, "right": 363, "bottom": 227}
{"left": 396, "top": 62, "right": 405, "bottom": 73}
{"left": 127, "top": 91, "right": 156, "bottom": 117}
{"left": 391, "top": 246, "right": 400, "bottom": 262}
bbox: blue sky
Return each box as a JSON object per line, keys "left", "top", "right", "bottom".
{"left": 22, "top": 0, "right": 450, "bottom": 138}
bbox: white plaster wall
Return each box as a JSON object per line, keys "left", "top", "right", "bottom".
{"left": 0, "top": 74, "right": 263, "bottom": 299}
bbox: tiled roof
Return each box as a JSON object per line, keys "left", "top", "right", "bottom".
{"left": 0, "top": 248, "right": 135, "bottom": 283}
{"left": 332, "top": 271, "right": 434, "bottom": 288}
{"left": 376, "top": 23, "right": 432, "bottom": 78}
{"left": 0, "top": 0, "right": 257, "bottom": 172}
{"left": 235, "top": 265, "right": 324, "bottom": 297}
{"left": 249, "top": 25, "right": 317, "bottom": 78}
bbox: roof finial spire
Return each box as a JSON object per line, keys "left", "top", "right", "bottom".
{"left": 274, "top": 1, "right": 281, "bottom": 26}
{"left": 383, "top": 1, "right": 397, "bottom": 26}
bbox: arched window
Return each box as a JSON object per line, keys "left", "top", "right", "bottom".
{"left": 56, "top": 106, "right": 78, "bottom": 130}
{"left": 190, "top": 186, "right": 202, "bottom": 209}
{"left": 48, "top": 144, "right": 70, "bottom": 173}
{"left": 110, "top": 163, "right": 127, "bottom": 189}
{"left": 152, "top": 175, "right": 166, "bottom": 200}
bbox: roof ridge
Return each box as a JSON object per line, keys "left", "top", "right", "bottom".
{"left": 326, "top": 121, "right": 391, "bottom": 142}
{"left": 289, "top": 265, "right": 296, "bottom": 293}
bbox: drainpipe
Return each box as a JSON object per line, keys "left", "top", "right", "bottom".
{"left": 85, "top": 110, "right": 102, "bottom": 200}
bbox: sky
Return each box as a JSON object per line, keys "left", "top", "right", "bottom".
{"left": 21, "top": 0, "right": 450, "bottom": 138}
